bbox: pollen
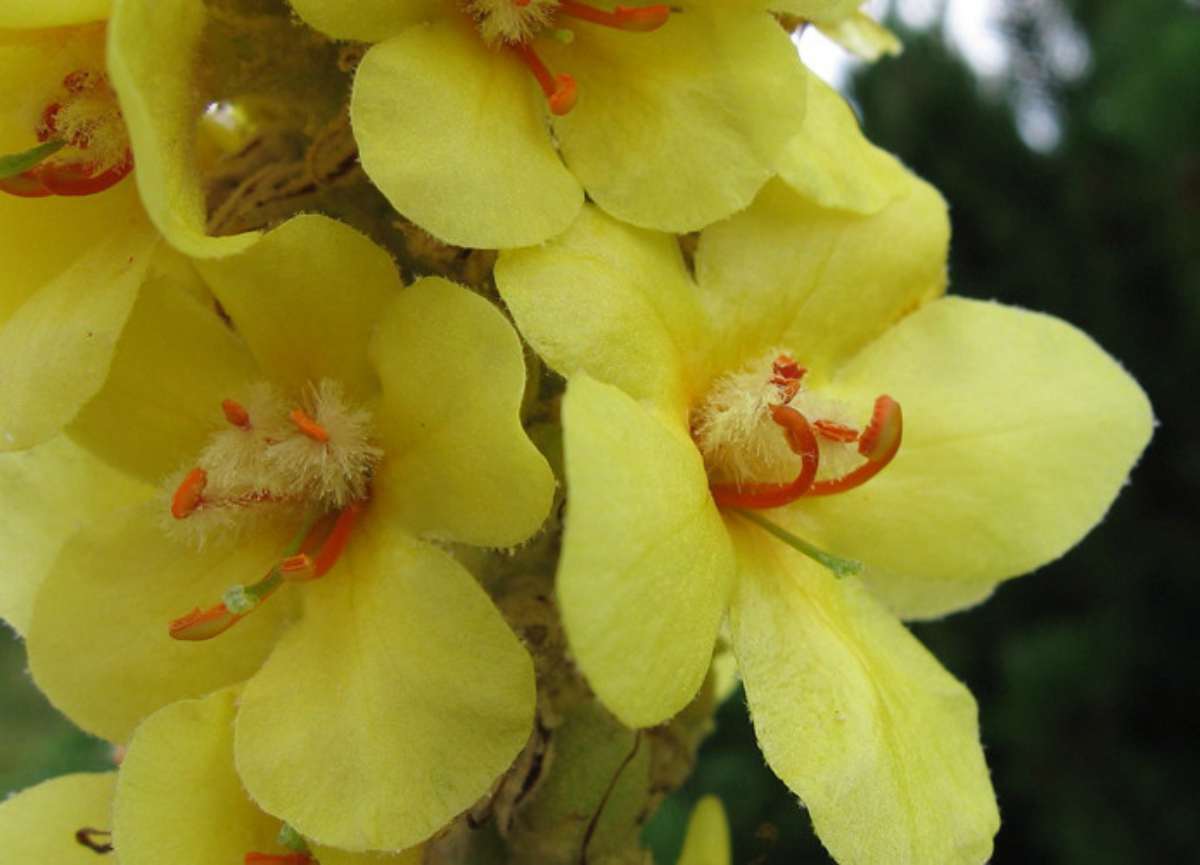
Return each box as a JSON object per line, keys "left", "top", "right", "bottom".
{"left": 464, "top": 0, "right": 559, "bottom": 45}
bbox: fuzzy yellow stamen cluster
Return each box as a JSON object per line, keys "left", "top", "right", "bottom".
{"left": 462, "top": 0, "right": 560, "bottom": 45}
{"left": 45, "top": 72, "right": 129, "bottom": 173}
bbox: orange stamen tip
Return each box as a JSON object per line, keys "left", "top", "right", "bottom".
{"left": 813, "top": 419, "right": 860, "bottom": 443}
{"left": 169, "top": 603, "right": 240, "bottom": 641}
{"left": 613, "top": 4, "right": 671, "bottom": 31}
{"left": 245, "top": 854, "right": 313, "bottom": 865}
{"left": 222, "top": 398, "right": 251, "bottom": 429}
{"left": 549, "top": 74, "right": 577, "bottom": 115}
{"left": 289, "top": 408, "right": 330, "bottom": 443}
{"left": 280, "top": 553, "right": 317, "bottom": 582}
{"left": 171, "top": 467, "right": 208, "bottom": 519}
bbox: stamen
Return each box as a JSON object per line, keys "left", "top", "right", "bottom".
{"left": 771, "top": 354, "right": 806, "bottom": 403}
{"left": 288, "top": 407, "right": 330, "bottom": 443}
{"left": 171, "top": 468, "right": 208, "bottom": 519}
{"left": 511, "top": 42, "right": 577, "bottom": 115}
{"left": 710, "top": 405, "right": 820, "bottom": 509}
{"left": 557, "top": 1, "right": 670, "bottom": 32}
{"left": 168, "top": 602, "right": 243, "bottom": 641}
{"left": 279, "top": 502, "right": 363, "bottom": 581}
{"left": 804, "top": 395, "right": 902, "bottom": 497}
{"left": 813, "top": 419, "right": 859, "bottom": 443}
{"left": 222, "top": 398, "right": 252, "bottom": 429}
{"left": 734, "top": 509, "right": 863, "bottom": 578}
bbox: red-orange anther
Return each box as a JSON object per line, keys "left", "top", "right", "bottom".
{"left": 511, "top": 42, "right": 577, "bottom": 115}
{"left": 169, "top": 603, "right": 242, "bottom": 641}
{"left": 289, "top": 408, "right": 330, "bottom": 443}
{"left": 710, "top": 405, "right": 820, "bottom": 510}
{"left": 222, "top": 398, "right": 251, "bottom": 429}
{"left": 171, "top": 468, "right": 208, "bottom": 519}
{"left": 813, "top": 419, "right": 860, "bottom": 443}
{"left": 558, "top": 1, "right": 670, "bottom": 31}
{"left": 805, "top": 395, "right": 903, "bottom": 497}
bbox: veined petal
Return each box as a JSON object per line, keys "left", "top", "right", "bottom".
{"left": 790, "top": 297, "right": 1155, "bottom": 619}
{"left": 0, "top": 773, "right": 116, "bottom": 865}
{"left": 696, "top": 177, "right": 948, "bottom": 379}
{"left": 67, "top": 247, "right": 258, "bottom": 482}
{"left": 677, "top": 796, "right": 731, "bottom": 865}
{"left": 558, "top": 375, "right": 734, "bottom": 727}
{"left": 288, "top": 0, "right": 438, "bottom": 43}
{"left": 0, "top": 1, "right": 110, "bottom": 28}
{"left": 235, "top": 515, "right": 535, "bottom": 852}
{"left": 0, "top": 215, "right": 157, "bottom": 452}
{"left": 776, "top": 68, "right": 909, "bottom": 214}
{"left": 0, "top": 436, "right": 150, "bottom": 635}
{"left": 351, "top": 22, "right": 582, "bottom": 248}
{"left": 113, "top": 690, "right": 281, "bottom": 865}
{"left": 370, "top": 276, "right": 554, "bottom": 548}
{"left": 546, "top": 7, "right": 806, "bottom": 233}
{"left": 27, "top": 502, "right": 299, "bottom": 742}
{"left": 497, "top": 205, "right": 707, "bottom": 412}
{"left": 196, "top": 215, "right": 400, "bottom": 403}
{"left": 730, "top": 523, "right": 999, "bottom": 865}
{"left": 108, "top": 0, "right": 260, "bottom": 257}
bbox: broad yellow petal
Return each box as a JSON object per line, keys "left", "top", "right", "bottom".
{"left": 678, "top": 796, "right": 731, "bottom": 865}
{"left": 0, "top": 436, "right": 149, "bottom": 635}
{"left": 67, "top": 247, "right": 257, "bottom": 482}
{"left": 770, "top": 0, "right": 863, "bottom": 19}
{"left": 108, "top": 0, "right": 260, "bottom": 257}
{"left": 789, "top": 297, "right": 1155, "bottom": 619}
{"left": 351, "top": 22, "right": 582, "bottom": 248}
{"left": 558, "top": 375, "right": 734, "bottom": 727}
{"left": 497, "top": 205, "right": 707, "bottom": 412}
{"left": 545, "top": 8, "right": 806, "bottom": 232}
{"left": 0, "top": 1, "right": 109, "bottom": 28}
{"left": 730, "top": 523, "right": 999, "bottom": 865}
{"left": 113, "top": 689, "right": 281, "bottom": 865}
{"left": 197, "top": 214, "right": 399, "bottom": 402}
{"left": 776, "top": 69, "right": 908, "bottom": 214}
{"left": 0, "top": 773, "right": 116, "bottom": 865}
{"left": 235, "top": 515, "right": 535, "bottom": 851}
{"left": 0, "top": 215, "right": 157, "bottom": 452}
{"left": 288, "top": 0, "right": 438, "bottom": 42}
{"left": 696, "top": 177, "right": 948, "bottom": 378}
{"left": 370, "top": 276, "right": 553, "bottom": 547}
{"left": 27, "top": 503, "right": 298, "bottom": 741}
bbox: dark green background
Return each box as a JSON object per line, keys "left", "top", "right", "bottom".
{"left": 3, "top": 2, "right": 1196, "bottom": 863}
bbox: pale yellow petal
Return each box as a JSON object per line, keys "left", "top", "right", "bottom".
{"left": 287, "top": 0, "right": 439, "bottom": 42}
{"left": 789, "top": 297, "right": 1155, "bottom": 619}
{"left": 351, "top": 22, "right": 582, "bottom": 248}
{"left": 0, "top": 1, "right": 109, "bottom": 28}
{"left": 0, "top": 773, "right": 116, "bottom": 865}
{"left": 678, "top": 796, "right": 731, "bottom": 865}
{"left": 496, "top": 205, "right": 707, "bottom": 412}
{"left": 730, "top": 523, "right": 999, "bottom": 865}
{"left": 370, "top": 276, "right": 554, "bottom": 547}
{"left": 819, "top": 12, "right": 903, "bottom": 61}
{"left": 196, "top": 214, "right": 400, "bottom": 402}
{"left": 27, "top": 502, "right": 298, "bottom": 741}
{"left": 558, "top": 375, "right": 734, "bottom": 727}
{"left": 0, "top": 436, "right": 150, "bottom": 634}
{"left": 235, "top": 515, "right": 535, "bottom": 851}
{"left": 546, "top": 8, "right": 806, "bottom": 232}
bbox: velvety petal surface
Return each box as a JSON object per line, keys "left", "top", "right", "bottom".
{"left": 497, "top": 205, "right": 708, "bottom": 412}
{"left": 678, "top": 796, "right": 731, "bottom": 865}
{"left": 108, "top": 0, "right": 260, "bottom": 256}
{"left": 197, "top": 214, "right": 399, "bottom": 402}
{"left": 370, "top": 276, "right": 554, "bottom": 548}
{"left": 27, "top": 502, "right": 298, "bottom": 741}
{"left": 351, "top": 21, "right": 582, "bottom": 248}
{"left": 0, "top": 436, "right": 149, "bottom": 634}
{"left": 0, "top": 1, "right": 109, "bottom": 28}
{"left": 0, "top": 773, "right": 116, "bottom": 865}
{"left": 789, "top": 297, "right": 1155, "bottom": 618}
{"left": 546, "top": 7, "right": 806, "bottom": 232}
{"left": 288, "top": 0, "right": 438, "bottom": 42}
{"left": 558, "top": 375, "right": 734, "bottom": 727}
{"left": 696, "top": 177, "right": 948, "bottom": 379}
{"left": 730, "top": 522, "right": 999, "bottom": 865}
{"left": 235, "top": 514, "right": 536, "bottom": 851}
{"left": 0, "top": 216, "right": 156, "bottom": 451}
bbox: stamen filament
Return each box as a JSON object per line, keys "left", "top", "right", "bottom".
{"left": 710, "top": 405, "right": 820, "bottom": 509}
{"left": 279, "top": 502, "right": 364, "bottom": 581}
{"left": 511, "top": 42, "right": 577, "bottom": 115}
{"left": 804, "top": 395, "right": 902, "bottom": 497}
{"left": 557, "top": 1, "right": 670, "bottom": 32}
{"left": 734, "top": 509, "right": 863, "bottom": 578}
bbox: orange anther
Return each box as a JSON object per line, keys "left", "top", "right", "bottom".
{"left": 279, "top": 553, "right": 317, "bottom": 582}
{"left": 171, "top": 467, "right": 208, "bottom": 519}
{"left": 710, "top": 405, "right": 820, "bottom": 510}
{"left": 169, "top": 602, "right": 241, "bottom": 641}
{"left": 813, "top": 419, "right": 859, "bottom": 443}
{"left": 558, "top": 1, "right": 670, "bottom": 32}
{"left": 805, "top": 396, "right": 902, "bottom": 497}
{"left": 222, "top": 398, "right": 251, "bottom": 429}
{"left": 289, "top": 408, "right": 330, "bottom": 443}
{"left": 245, "top": 854, "right": 313, "bottom": 865}
{"left": 512, "top": 42, "right": 577, "bottom": 115}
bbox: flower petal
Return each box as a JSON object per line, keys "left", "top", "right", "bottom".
{"left": 0, "top": 772, "right": 116, "bottom": 864}
{"left": 196, "top": 214, "right": 400, "bottom": 403}
{"left": 0, "top": 1, "right": 109, "bottom": 28}
{"left": 545, "top": 7, "right": 806, "bottom": 233}
{"left": 0, "top": 215, "right": 157, "bottom": 452}
{"left": 558, "top": 375, "right": 734, "bottom": 727}
{"left": 776, "top": 68, "right": 909, "bottom": 214}
{"left": 677, "top": 796, "right": 731, "bottom": 865}
{"left": 696, "top": 176, "right": 948, "bottom": 378}
{"left": 370, "top": 276, "right": 554, "bottom": 547}
{"left": 818, "top": 12, "right": 903, "bottom": 61}
{"left": 234, "top": 516, "right": 535, "bottom": 852}
{"left": 351, "top": 22, "right": 582, "bottom": 248}
{"left": 0, "top": 436, "right": 149, "bottom": 635}
{"left": 790, "top": 296, "right": 1155, "bottom": 619}
{"left": 729, "top": 522, "right": 999, "bottom": 865}
{"left": 287, "top": 0, "right": 438, "bottom": 42}
{"left": 108, "top": 0, "right": 260, "bottom": 257}
{"left": 27, "top": 502, "right": 299, "bottom": 741}
{"left": 496, "top": 205, "right": 707, "bottom": 412}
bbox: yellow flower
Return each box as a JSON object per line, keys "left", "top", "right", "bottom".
{"left": 27, "top": 214, "right": 555, "bottom": 853}
{"left": 280, "top": 0, "right": 809, "bottom": 248}
{"left": 494, "top": 175, "right": 1153, "bottom": 863}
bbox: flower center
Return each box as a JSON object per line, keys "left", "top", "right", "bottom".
{"left": 0, "top": 68, "right": 133, "bottom": 198}
{"left": 166, "top": 380, "right": 382, "bottom": 641}
{"left": 461, "top": 0, "right": 671, "bottom": 115}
